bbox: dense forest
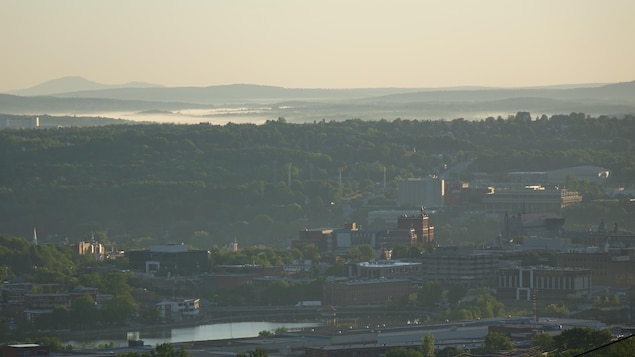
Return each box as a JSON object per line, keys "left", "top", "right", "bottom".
{"left": 0, "top": 113, "right": 634, "bottom": 248}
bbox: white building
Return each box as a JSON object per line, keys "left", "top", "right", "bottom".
{"left": 156, "top": 298, "right": 200, "bottom": 320}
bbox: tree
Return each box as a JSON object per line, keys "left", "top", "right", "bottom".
{"left": 152, "top": 343, "right": 188, "bottom": 357}
{"left": 446, "top": 285, "right": 467, "bottom": 306}
{"left": 483, "top": 332, "right": 514, "bottom": 354}
{"left": 101, "top": 294, "right": 137, "bottom": 326}
{"left": 417, "top": 281, "right": 443, "bottom": 307}
{"left": 420, "top": 334, "right": 434, "bottom": 357}
{"left": 544, "top": 303, "right": 569, "bottom": 316}
{"left": 531, "top": 332, "right": 554, "bottom": 352}
{"left": 357, "top": 244, "right": 375, "bottom": 262}
{"left": 553, "top": 327, "right": 612, "bottom": 352}
{"left": 436, "top": 346, "right": 464, "bottom": 357}
{"left": 71, "top": 294, "right": 98, "bottom": 327}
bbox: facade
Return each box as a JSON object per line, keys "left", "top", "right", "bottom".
{"left": 206, "top": 264, "right": 283, "bottom": 291}
{"left": 1, "top": 116, "right": 40, "bottom": 129}
{"left": 347, "top": 260, "right": 423, "bottom": 279}
{"left": 397, "top": 176, "right": 445, "bottom": 208}
{"left": 156, "top": 298, "right": 200, "bottom": 320}
{"left": 292, "top": 228, "right": 333, "bottom": 251}
{"left": 71, "top": 240, "right": 106, "bottom": 261}
{"left": 420, "top": 246, "right": 500, "bottom": 285}
{"left": 501, "top": 212, "right": 566, "bottom": 241}
{"left": 444, "top": 182, "right": 492, "bottom": 210}
{"left": 127, "top": 243, "right": 209, "bottom": 276}
{"left": 547, "top": 166, "right": 611, "bottom": 185}
{"left": 1, "top": 282, "right": 105, "bottom": 323}
{"left": 482, "top": 187, "right": 581, "bottom": 215}
{"left": 323, "top": 278, "right": 412, "bottom": 306}
{"left": 23, "top": 293, "right": 71, "bottom": 310}
{"left": 283, "top": 259, "right": 313, "bottom": 274}
{"left": 292, "top": 213, "right": 435, "bottom": 252}
{"left": 556, "top": 249, "right": 635, "bottom": 288}
{"left": 497, "top": 266, "right": 592, "bottom": 301}
{"left": 396, "top": 211, "right": 434, "bottom": 244}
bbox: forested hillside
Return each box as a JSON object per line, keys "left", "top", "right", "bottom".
{"left": 0, "top": 113, "right": 634, "bottom": 248}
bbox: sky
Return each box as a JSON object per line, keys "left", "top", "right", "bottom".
{"left": 2, "top": 0, "right": 635, "bottom": 92}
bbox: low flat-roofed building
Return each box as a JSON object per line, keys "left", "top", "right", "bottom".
{"left": 292, "top": 228, "right": 333, "bottom": 251}
{"left": 127, "top": 243, "right": 209, "bottom": 276}
{"left": 498, "top": 266, "right": 592, "bottom": 301}
{"left": 156, "top": 298, "right": 200, "bottom": 321}
{"left": 547, "top": 166, "right": 611, "bottom": 185}
{"left": 24, "top": 293, "right": 71, "bottom": 309}
{"left": 323, "top": 278, "right": 412, "bottom": 306}
{"left": 483, "top": 187, "right": 581, "bottom": 215}
{"left": 556, "top": 249, "right": 635, "bottom": 288}
{"left": 347, "top": 260, "right": 422, "bottom": 279}
{"left": 2, "top": 344, "right": 49, "bottom": 357}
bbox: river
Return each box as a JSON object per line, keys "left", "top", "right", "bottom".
{"left": 64, "top": 321, "right": 321, "bottom": 348}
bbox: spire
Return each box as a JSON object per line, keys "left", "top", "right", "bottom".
{"left": 33, "top": 227, "right": 38, "bottom": 245}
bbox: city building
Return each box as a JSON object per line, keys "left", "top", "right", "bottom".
{"left": 444, "top": 181, "right": 492, "bottom": 210}
{"left": 70, "top": 238, "right": 106, "bottom": 261}
{"left": 323, "top": 278, "right": 412, "bottom": 306}
{"left": 546, "top": 166, "right": 611, "bottom": 185}
{"left": 127, "top": 243, "right": 209, "bottom": 276}
{"left": 420, "top": 246, "right": 500, "bottom": 285}
{"left": 2, "top": 344, "right": 49, "bottom": 357}
{"left": 347, "top": 260, "right": 423, "bottom": 279}
{"left": 397, "top": 176, "right": 445, "bottom": 209}
{"left": 292, "top": 228, "right": 333, "bottom": 252}
{"left": 396, "top": 210, "right": 434, "bottom": 244}
{"left": 497, "top": 266, "right": 592, "bottom": 301}
{"left": 283, "top": 259, "right": 313, "bottom": 274}
{"left": 1, "top": 116, "right": 40, "bottom": 129}
{"left": 156, "top": 298, "right": 200, "bottom": 321}
{"left": 482, "top": 186, "right": 581, "bottom": 215}
{"left": 556, "top": 249, "right": 635, "bottom": 288}
{"left": 500, "top": 211, "right": 566, "bottom": 241}
{"left": 292, "top": 212, "right": 435, "bottom": 252}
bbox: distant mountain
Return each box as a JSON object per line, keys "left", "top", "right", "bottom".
{"left": 45, "top": 81, "right": 635, "bottom": 107}
{"left": 10, "top": 76, "right": 163, "bottom": 96}
{"left": 356, "top": 81, "right": 635, "bottom": 104}
{"left": 0, "top": 93, "right": 211, "bottom": 115}
{"left": 50, "top": 84, "right": 427, "bottom": 105}
{"left": 2, "top": 80, "right": 634, "bottom": 122}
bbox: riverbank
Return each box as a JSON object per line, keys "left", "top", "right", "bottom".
{"left": 54, "top": 308, "right": 322, "bottom": 344}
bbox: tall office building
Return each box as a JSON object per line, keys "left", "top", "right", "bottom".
{"left": 397, "top": 176, "right": 445, "bottom": 208}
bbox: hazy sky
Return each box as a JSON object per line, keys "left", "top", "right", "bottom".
{"left": 2, "top": 0, "right": 634, "bottom": 92}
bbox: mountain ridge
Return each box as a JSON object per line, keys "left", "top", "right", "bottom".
{"left": 9, "top": 76, "right": 163, "bottom": 96}
{"left": 2, "top": 78, "right": 633, "bottom": 123}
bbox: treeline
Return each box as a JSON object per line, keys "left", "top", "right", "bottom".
{"left": 0, "top": 113, "right": 634, "bottom": 246}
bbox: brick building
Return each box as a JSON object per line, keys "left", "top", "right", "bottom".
{"left": 323, "top": 278, "right": 412, "bottom": 306}
{"left": 556, "top": 249, "right": 635, "bottom": 288}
